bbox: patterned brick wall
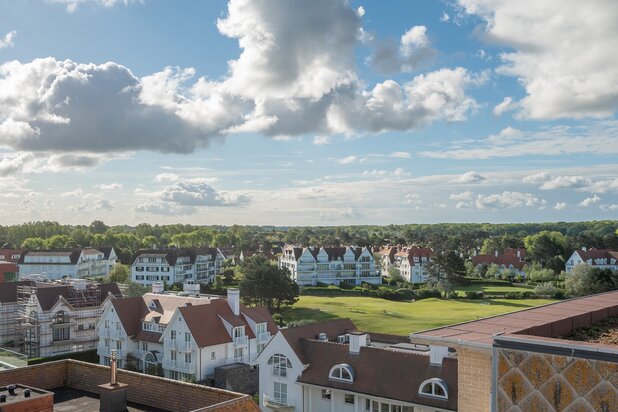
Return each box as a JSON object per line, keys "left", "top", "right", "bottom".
{"left": 458, "top": 348, "right": 492, "bottom": 412}
{"left": 496, "top": 348, "right": 618, "bottom": 411}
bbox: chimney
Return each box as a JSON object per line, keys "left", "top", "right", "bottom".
{"left": 517, "top": 249, "right": 521, "bottom": 259}
{"left": 227, "top": 288, "right": 240, "bottom": 316}
{"left": 348, "top": 332, "right": 368, "bottom": 354}
{"left": 429, "top": 345, "right": 449, "bottom": 365}
{"left": 582, "top": 246, "right": 587, "bottom": 252}
{"left": 152, "top": 282, "right": 164, "bottom": 294}
{"left": 494, "top": 250, "right": 499, "bottom": 257}
{"left": 98, "top": 349, "right": 128, "bottom": 412}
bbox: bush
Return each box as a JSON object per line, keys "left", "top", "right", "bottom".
{"left": 376, "top": 287, "right": 401, "bottom": 301}
{"left": 28, "top": 349, "right": 98, "bottom": 365}
{"left": 395, "top": 288, "right": 416, "bottom": 300}
{"left": 315, "top": 281, "right": 328, "bottom": 287}
{"left": 339, "top": 281, "right": 353, "bottom": 290}
{"left": 415, "top": 288, "right": 442, "bottom": 300}
{"left": 287, "top": 319, "right": 318, "bottom": 328}
{"left": 464, "top": 291, "right": 484, "bottom": 299}
{"left": 534, "top": 282, "right": 558, "bottom": 296}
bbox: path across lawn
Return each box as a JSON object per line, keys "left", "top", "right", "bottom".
{"left": 284, "top": 296, "right": 556, "bottom": 335}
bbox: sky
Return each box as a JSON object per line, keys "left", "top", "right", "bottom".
{"left": 0, "top": 0, "right": 617, "bottom": 226}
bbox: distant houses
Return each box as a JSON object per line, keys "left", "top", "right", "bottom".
{"left": 378, "top": 245, "right": 434, "bottom": 283}
{"left": 470, "top": 247, "right": 527, "bottom": 276}
{"left": 15, "top": 247, "right": 118, "bottom": 280}
{"left": 565, "top": 247, "right": 618, "bottom": 273}
{"left": 279, "top": 245, "right": 380, "bottom": 286}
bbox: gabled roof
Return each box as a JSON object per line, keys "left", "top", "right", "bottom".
{"left": 279, "top": 318, "right": 356, "bottom": 363}
{"left": 178, "top": 300, "right": 277, "bottom": 348}
{"left": 573, "top": 248, "right": 618, "bottom": 264}
{"left": 19, "top": 249, "right": 83, "bottom": 265}
{"left": 111, "top": 296, "right": 150, "bottom": 337}
{"left": 0, "top": 249, "right": 25, "bottom": 263}
{"left": 297, "top": 340, "right": 458, "bottom": 411}
{"left": 132, "top": 248, "right": 221, "bottom": 266}
{"left": 471, "top": 249, "right": 526, "bottom": 270}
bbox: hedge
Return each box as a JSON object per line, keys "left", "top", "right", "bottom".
{"left": 301, "top": 287, "right": 378, "bottom": 297}
{"left": 27, "top": 348, "right": 99, "bottom": 365}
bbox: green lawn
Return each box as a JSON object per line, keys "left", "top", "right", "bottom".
{"left": 284, "top": 296, "right": 556, "bottom": 335}
{"left": 454, "top": 283, "right": 534, "bottom": 297}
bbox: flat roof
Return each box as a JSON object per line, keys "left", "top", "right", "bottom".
{"left": 410, "top": 290, "right": 618, "bottom": 349}
{"left": 53, "top": 388, "right": 168, "bottom": 412}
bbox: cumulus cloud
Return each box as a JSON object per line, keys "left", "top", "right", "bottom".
{"left": 362, "top": 168, "right": 409, "bottom": 178}
{"left": 449, "top": 191, "right": 473, "bottom": 201}
{"left": 458, "top": 0, "right": 618, "bottom": 119}
{"left": 61, "top": 188, "right": 84, "bottom": 197}
{"left": 523, "top": 172, "right": 618, "bottom": 194}
{"left": 493, "top": 96, "right": 517, "bottom": 116}
{"left": 0, "top": 151, "right": 104, "bottom": 176}
{"left": 0, "top": 1, "right": 482, "bottom": 160}
{"left": 0, "top": 31, "right": 16, "bottom": 49}
{"left": 135, "top": 201, "right": 195, "bottom": 216}
{"left": 94, "top": 198, "right": 114, "bottom": 210}
{"left": 475, "top": 191, "right": 545, "bottom": 209}
{"left": 95, "top": 183, "right": 123, "bottom": 190}
{"left": 451, "top": 171, "right": 486, "bottom": 184}
{"left": 368, "top": 26, "right": 437, "bottom": 74}
{"left": 160, "top": 181, "right": 249, "bottom": 207}
{"left": 154, "top": 173, "right": 180, "bottom": 183}
{"left": 421, "top": 122, "right": 618, "bottom": 159}
{"left": 579, "top": 195, "right": 601, "bottom": 207}
{"left": 554, "top": 202, "right": 567, "bottom": 210}
{"left": 403, "top": 193, "right": 421, "bottom": 205}
{"left": 440, "top": 12, "right": 450, "bottom": 22}
{"left": 600, "top": 204, "right": 618, "bottom": 211}
{"left": 312, "top": 136, "right": 331, "bottom": 145}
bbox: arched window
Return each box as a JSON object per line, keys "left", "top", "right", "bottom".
{"left": 419, "top": 378, "right": 448, "bottom": 399}
{"left": 328, "top": 364, "right": 354, "bottom": 383}
{"left": 268, "top": 354, "right": 292, "bottom": 377}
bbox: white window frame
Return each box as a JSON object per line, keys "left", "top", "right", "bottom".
{"left": 418, "top": 378, "right": 449, "bottom": 399}
{"left": 329, "top": 363, "right": 354, "bottom": 383}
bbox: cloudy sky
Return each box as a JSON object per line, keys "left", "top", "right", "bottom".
{"left": 0, "top": 0, "right": 617, "bottom": 225}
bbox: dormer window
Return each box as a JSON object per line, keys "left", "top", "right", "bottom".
{"left": 419, "top": 378, "right": 449, "bottom": 400}
{"left": 329, "top": 364, "right": 354, "bottom": 383}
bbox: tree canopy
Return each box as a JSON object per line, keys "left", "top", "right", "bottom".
{"left": 239, "top": 255, "right": 299, "bottom": 312}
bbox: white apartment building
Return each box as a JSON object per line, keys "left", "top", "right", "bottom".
{"left": 279, "top": 246, "right": 380, "bottom": 286}
{"left": 0, "top": 280, "right": 121, "bottom": 358}
{"left": 256, "top": 319, "right": 458, "bottom": 412}
{"left": 379, "top": 246, "right": 435, "bottom": 283}
{"left": 18, "top": 247, "right": 117, "bottom": 280}
{"left": 96, "top": 287, "right": 277, "bottom": 383}
{"left": 131, "top": 247, "right": 224, "bottom": 286}
{"left": 565, "top": 248, "right": 618, "bottom": 273}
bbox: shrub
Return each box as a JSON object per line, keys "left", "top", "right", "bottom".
{"left": 339, "top": 281, "right": 353, "bottom": 290}
{"left": 464, "top": 291, "right": 484, "bottom": 299}
{"left": 416, "top": 288, "right": 442, "bottom": 300}
{"left": 534, "top": 282, "right": 558, "bottom": 296}
{"left": 377, "top": 287, "right": 401, "bottom": 300}
{"left": 315, "top": 281, "right": 328, "bottom": 287}
{"left": 395, "top": 288, "right": 416, "bottom": 300}
{"left": 287, "top": 319, "right": 318, "bottom": 328}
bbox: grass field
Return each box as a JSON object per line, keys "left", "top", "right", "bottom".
{"left": 284, "top": 296, "right": 556, "bottom": 335}
{"left": 454, "top": 283, "right": 534, "bottom": 297}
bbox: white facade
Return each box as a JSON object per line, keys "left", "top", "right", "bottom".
{"left": 279, "top": 246, "right": 380, "bottom": 286}
{"left": 565, "top": 249, "right": 618, "bottom": 273}
{"left": 379, "top": 246, "right": 434, "bottom": 284}
{"left": 18, "top": 248, "right": 117, "bottom": 280}
{"left": 131, "top": 248, "right": 224, "bottom": 286}
{"left": 97, "top": 288, "right": 274, "bottom": 382}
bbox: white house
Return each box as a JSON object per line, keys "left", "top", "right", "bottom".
{"left": 96, "top": 286, "right": 277, "bottom": 383}
{"left": 0, "top": 279, "right": 121, "bottom": 358}
{"left": 256, "top": 318, "right": 458, "bottom": 412}
{"left": 279, "top": 246, "right": 380, "bottom": 286}
{"left": 18, "top": 247, "right": 117, "bottom": 280}
{"left": 379, "top": 246, "right": 435, "bottom": 283}
{"left": 565, "top": 248, "right": 618, "bottom": 273}
{"left": 131, "top": 247, "right": 224, "bottom": 286}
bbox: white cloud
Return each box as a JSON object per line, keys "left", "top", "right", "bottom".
{"left": 61, "top": 188, "right": 84, "bottom": 197}
{"left": 94, "top": 198, "right": 114, "bottom": 211}
{"left": 421, "top": 122, "right": 618, "bottom": 159}
{"left": 600, "top": 204, "right": 618, "bottom": 211}
{"left": 160, "top": 181, "right": 249, "bottom": 207}
{"left": 0, "top": 31, "right": 16, "bottom": 49}
{"left": 449, "top": 191, "right": 473, "bottom": 201}
{"left": 66, "top": 202, "right": 88, "bottom": 212}
{"left": 135, "top": 201, "right": 195, "bottom": 216}
{"left": 459, "top": 0, "right": 618, "bottom": 119}
{"left": 579, "top": 195, "right": 601, "bottom": 207}
{"left": 154, "top": 173, "right": 180, "bottom": 183}
{"left": 475, "top": 191, "right": 545, "bottom": 209}
{"left": 390, "top": 151, "right": 411, "bottom": 158}
{"left": 338, "top": 156, "right": 357, "bottom": 164}
{"left": 95, "top": 183, "right": 123, "bottom": 190}
{"left": 451, "top": 171, "right": 486, "bottom": 184}
{"left": 0, "top": 151, "right": 104, "bottom": 177}
{"left": 363, "top": 168, "right": 410, "bottom": 178}
{"left": 312, "top": 136, "right": 331, "bottom": 145}
{"left": 493, "top": 96, "right": 516, "bottom": 116}
{"left": 368, "top": 25, "right": 436, "bottom": 74}
{"left": 440, "top": 12, "right": 450, "bottom": 22}
{"left": 47, "top": 0, "right": 140, "bottom": 13}
{"left": 554, "top": 202, "right": 567, "bottom": 210}
{"left": 403, "top": 193, "right": 421, "bottom": 204}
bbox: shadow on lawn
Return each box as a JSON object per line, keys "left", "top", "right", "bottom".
{"left": 484, "top": 299, "right": 552, "bottom": 308}
{"left": 284, "top": 307, "right": 338, "bottom": 323}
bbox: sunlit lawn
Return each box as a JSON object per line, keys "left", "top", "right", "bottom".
{"left": 284, "top": 296, "right": 556, "bottom": 335}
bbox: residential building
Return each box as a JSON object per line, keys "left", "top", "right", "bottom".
{"left": 0, "top": 279, "right": 121, "bottom": 357}
{"left": 279, "top": 245, "right": 380, "bottom": 286}
{"left": 410, "top": 289, "right": 618, "bottom": 411}
{"left": 470, "top": 247, "right": 527, "bottom": 275}
{"left": 565, "top": 247, "right": 618, "bottom": 273}
{"left": 379, "top": 245, "right": 434, "bottom": 283}
{"left": 0, "top": 249, "right": 25, "bottom": 264}
{"left": 256, "top": 318, "right": 457, "bottom": 412}
{"left": 97, "top": 286, "right": 277, "bottom": 384}
{"left": 0, "top": 359, "right": 259, "bottom": 411}
{"left": 17, "top": 247, "right": 118, "bottom": 280}
{"left": 130, "top": 247, "right": 224, "bottom": 286}
{"left": 0, "top": 261, "right": 19, "bottom": 282}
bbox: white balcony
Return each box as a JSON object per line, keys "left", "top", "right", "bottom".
{"left": 164, "top": 338, "right": 178, "bottom": 349}
{"left": 257, "top": 331, "right": 271, "bottom": 342}
{"left": 233, "top": 335, "right": 248, "bottom": 347}
{"left": 263, "top": 394, "right": 294, "bottom": 411}
{"left": 232, "top": 354, "right": 251, "bottom": 364}
{"left": 163, "top": 359, "right": 195, "bottom": 373}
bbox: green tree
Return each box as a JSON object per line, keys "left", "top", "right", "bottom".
{"left": 141, "top": 235, "right": 158, "bottom": 248}
{"left": 21, "top": 237, "right": 45, "bottom": 249}
{"left": 109, "top": 264, "right": 130, "bottom": 283}
{"left": 524, "top": 231, "right": 568, "bottom": 269}
{"left": 426, "top": 251, "right": 468, "bottom": 297}
{"left": 565, "top": 265, "right": 618, "bottom": 297}
{"left": 387, "top": 267, "right": 404, "bottom": 283}
{"left": 125, "top": 282, "right": 150, "bottom": 297}
{"left": 239, "top": 255, "right": 299, "bottom": 312}
{"left": 89, "top": 220, "right": 109, "bottom": 235}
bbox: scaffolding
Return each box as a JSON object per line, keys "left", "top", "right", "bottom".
{"left": 16, "top": 285, "right": 41, "bottom": 358}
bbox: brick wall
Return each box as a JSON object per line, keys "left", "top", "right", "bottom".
{"left": 457, "top": 348, "right": 492, "bottom": 412}
{"left": 0, "top": 360, "right": 257, "bottom": 412}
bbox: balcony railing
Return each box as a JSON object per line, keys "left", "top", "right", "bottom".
{"left": 233, "top": 335, "right": 248, "bottom": 347}
{"left": 263, "top": 394, "right": 294, "bottom": 411}
{"left": 257, "top": 331, "right": 271, "bottom": 342}
{"left": 232, "top": 354, "right": 251, "bottom": 364}
{"left": 164, "top": 338, "right": 178, "bottom": 349}
{"left": 163, "top": 359, "right": 195, "bottom": 373}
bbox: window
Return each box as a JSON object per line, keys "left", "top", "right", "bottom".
{"left": 234, "top": 347, "right": 243, "bottom": 359}
{"left": 53, "top": 326, "right": 70, "bottom": 341}
{"left": 185, "top": 332, "right": 191, "bottom": 342}
{"left": 116, "top": 341, "right": 122, "bottom": 350}
{"left": 104, "top": 319, "right": 109, "bottom": 328}
{"left": 345, "top": 394, "right": 355, "bottom": 404}
{"left": 329, "top": 364, "right": 354, "bottom": 383}
{"left": 171, "top": 330, "right": 176, "bottom": 340}
{"left": 171, "top": 350, "right": 177, "bottom": 361}
{"left": 321, "top": 389, "right": 331, "bottom": 400}
{"left": 274, "top": 382, "right": 287, "bottom": 404}
{"left": 211, "top": 351, "right": 216, "bottom": 360}
{"left": 233, "top": 327, "right": 244, "bottom": 338}
{"left": 142, "top": 342, "right": 148, "bottom": 351}
{"left": 418, "top": 378, "right": 448, "bottom": 400}
{"left": 268, "top": 354, "right": 292, "bottom": 377}
{"left": 184, "top": 352, "right": 192, "bottom": 364}
{"left": 257, "top": 343, "right": 266, "bottom": 354}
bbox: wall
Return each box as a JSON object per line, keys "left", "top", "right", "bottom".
{"left": 214, "top": 363, "right": 258, "bottom": 394}
{"left": 457, "top": 348, "right": 492, "bottom": 412}
{"left": 496, "top": 347, "right": 618, "bottom": 411}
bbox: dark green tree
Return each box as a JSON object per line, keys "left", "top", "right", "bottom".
{"left": 239, "top": 255, "right": 299, "bottom": 312}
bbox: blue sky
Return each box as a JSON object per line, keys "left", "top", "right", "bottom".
{"left": 0, "top": 0, "right": 617, "bottom": 225}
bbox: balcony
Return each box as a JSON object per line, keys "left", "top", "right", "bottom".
{"left": 233, "top": 335, "right": 248, "bottom": 347}
{"left": 164, "top": 338, "right": 179, "bottom": 349}
{"left": 257, "top": 332, "right": 271, "bottom": 342}
{"left": 263, "top": 394, "right": 294, "bottom": 411}
{"left": 163, "top": 359, "right": 195, "bottom": 373}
